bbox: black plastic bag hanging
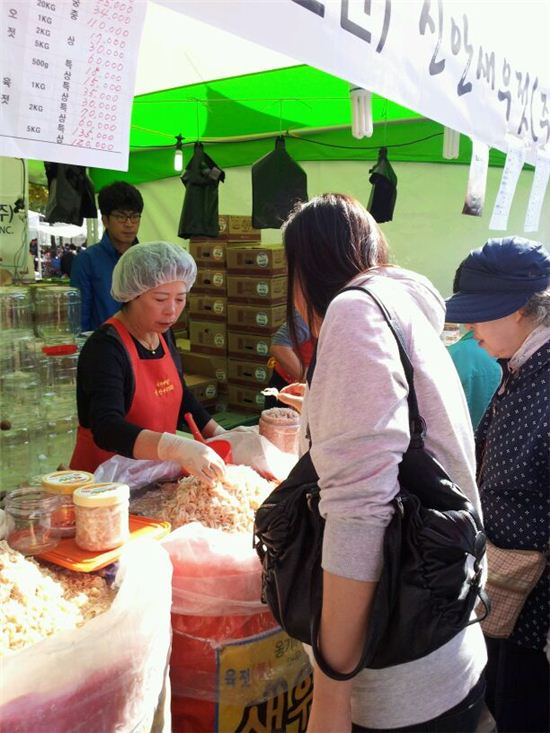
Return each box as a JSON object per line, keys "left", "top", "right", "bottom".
{"left": 251, "top": 137, "right": 308, "bottom": 229}
{"left": 43, "top": 163, "right": 97, "bottom": 226}
{"left": 367, "top": 147, "right": 397, "bottom": 223}
{"left": 178, "top": 142, "right": 225, "bottom": 238}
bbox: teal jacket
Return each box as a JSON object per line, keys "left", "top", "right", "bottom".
{"left": 448, "top": 330, "right": 502, "bottom": 428}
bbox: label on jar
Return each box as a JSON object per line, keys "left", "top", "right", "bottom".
{"left": 255, "top": 367, "right": 267, "bottom": 381}
{"left": 255, "top": 394, "right": 264, "bottom": 405}
{"left": 256, "top": 253, "right": 269, "bottom": 267}
{"left": 215, "top": 368, "right": 227, "bottom": 381}
{"left": 256, "top": 342, "right": 269, "bottom": 355}
{"left": 256, "top": 282, "right": 269, "bottom": 296}
{"left": 213, "top": 273, "right": 224, "bottom": 286}
{"left": 44, "top": 470, "right": 93, "bottom": 485}
{"left": 205, "top": 385, "right": 216, "bottom": 398}
{"left": 214, "top": 333, "right": 225, "bottom": 347}
{"left": 256, "top": 313, "right": 268, "bottom": 326}
{"left": 73, "top": 482, "right": 130, "bottom": 508}
{"left": 212, "top": 247, "right": 224, "bottom": 260}
{"left": 213, "top": 300, "right": 225, "bottom": 314}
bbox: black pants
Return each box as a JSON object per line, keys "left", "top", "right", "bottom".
{"left": 351, "top": 674, "right": 485, "bottom": 733}
{"left": 485, "top": 636, "right": 549, "bottom": 733}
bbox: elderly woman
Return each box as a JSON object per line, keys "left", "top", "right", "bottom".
{"left": 446, "top": 236, "right": 550, "bottom": 733}
{"left": 70, "top": 241, "right": 225, "bottom": 486}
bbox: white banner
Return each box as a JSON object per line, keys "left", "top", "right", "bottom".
{"left": 0, "top": 0, "right": 147, "bottom": 171}
{"left": 155, "top": 0, "right": 549, "bottom": 167}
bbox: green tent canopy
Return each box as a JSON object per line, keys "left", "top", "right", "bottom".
{"left": 90, "top": 65, "right": 507, "bottom": 190}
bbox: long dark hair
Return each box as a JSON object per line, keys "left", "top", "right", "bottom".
{"left": 283, "top": 193, "right": 390, "bottom": 352}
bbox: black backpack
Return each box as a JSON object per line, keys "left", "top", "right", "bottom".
{"left": 254, "top": 285, "right": 489, "bottom": 676}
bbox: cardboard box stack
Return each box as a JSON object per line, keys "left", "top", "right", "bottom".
{"left": 225, "top": 241, "right": 288, "bottom": 413}
{"left": 181, "top": 215, "right": 264, "bottom": 412}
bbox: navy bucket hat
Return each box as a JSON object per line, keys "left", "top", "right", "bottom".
{"left": 445, "top": 237, "right": 550, "bottom": 323}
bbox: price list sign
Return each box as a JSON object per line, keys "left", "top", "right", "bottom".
{"left": 0, "top": 0, "right": 146, "bottom": 170}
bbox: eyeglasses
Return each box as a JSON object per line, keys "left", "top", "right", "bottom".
{"left": 110, "top": 212, "right": 141, "bottom": 223}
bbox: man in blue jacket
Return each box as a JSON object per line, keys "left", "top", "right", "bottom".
{"left": 71, "top": 181, "right": 143, "bottom": 331}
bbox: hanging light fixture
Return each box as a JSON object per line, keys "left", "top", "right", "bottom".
{"left": 350, "top": 86, "right": 373, "bottom": 139}
{"left": 174, "top": 134, "right": 184, "bottom": 172}
{"left": 443, "top": 127, "right": 460, "bottom": 159}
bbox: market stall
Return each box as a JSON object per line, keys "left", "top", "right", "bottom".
{"left": 0, "top": 2, "right": 548, "bottom": 732}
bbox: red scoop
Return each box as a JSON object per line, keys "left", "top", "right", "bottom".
{"left": 184, "top": 412, "right": 233, "bottom": 463}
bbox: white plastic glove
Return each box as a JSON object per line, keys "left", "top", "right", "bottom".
{"left": 157, "top": 433, "right": 225, "bottom": 487}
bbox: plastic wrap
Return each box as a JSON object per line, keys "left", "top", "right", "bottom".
{"left": 94, "top": 455, "right": 181, "bottom": 488}
{"left": 163, "top": 523, "right": 264, "bottom": 617}
{"left": 0, "top": 539, "right": 173, "bottom": 733}
{"left": 163, "top": 524, "right": 311, "bottom": 731}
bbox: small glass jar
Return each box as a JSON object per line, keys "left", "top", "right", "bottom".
{"left": 73, "top": 482, "right": 130, "bottom": 552}
{"left": 259, "top": 407, "right": 301, "bottom": 454}
{"left": 4, "top": 487, "right": 60, "bottom": 555}
{"left": 41, "top": 470, "right": 94, "bottom": 538}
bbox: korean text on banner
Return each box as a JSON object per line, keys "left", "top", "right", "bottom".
{"left": 157, "top": 0, "right": 550, "bottom": 167}
{"left": 0, "top": 0, "right": 147, "bottom": 171}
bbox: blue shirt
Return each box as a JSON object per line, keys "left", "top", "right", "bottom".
{"left": 71, "top": 232, "right": 123, "bottom": 332}
{"left": 448, "top": 330, "right": 502, "bottom": 428}
{"left": 272, "top": 311, "right": 311, "bottom": 347}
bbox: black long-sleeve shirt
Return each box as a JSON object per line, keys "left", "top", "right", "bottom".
{"left": 76, "top": 323, "right": 211, "bottom": 457}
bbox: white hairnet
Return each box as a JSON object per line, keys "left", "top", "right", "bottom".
{"left": 111, "top": 241, "right": 197, "bottom": 302}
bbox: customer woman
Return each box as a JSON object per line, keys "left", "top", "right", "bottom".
{"left": 446, "top": 236, "right": 550, "bottom": 733}
{"left": 70, "top": 241, "right": 226, "bottom": 486}
{"left": 281, "top": 194, "right": 486, "bottom": 733}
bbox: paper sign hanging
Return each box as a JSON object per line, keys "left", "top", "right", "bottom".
{"left": 462, "top": 140, "right": 489, "bottom": 216}
{"left": 489, "top": 138, "right": 526, "bottom": 230}
{"left": 524, "top": 150, "right": 550, "bottom": 233}
{"left": 0, "top": 0, "right": 146, "bottom": 171}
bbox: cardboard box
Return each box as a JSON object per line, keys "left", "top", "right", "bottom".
{"left": 193, "top": 268, "right": 227, "bottom": 294}
{"left": 189, "top": 240, "right": 250, "bottom": 267}
{"left": 190, "top": 215, "right": 261, "bottom": 242}
{"left": 227, "top": 384, "right": 266, "bottom": 412}
{"left": 180, "top": 352, "right": 228, "bottom": 384}
{"left": 227, "top": 331, "right": 273, "bottom": 361}
{"left": 188, "top": 294, "right": 227, "bottom": 320}
{"left": 227, "top": 303, "right": 286, "bottom": 333}
{"left": 226, "top": 244, "right": 286, "bottom": 275}
{"left": 226, "top": 275, "right": 287, "bottom": 304}
{"left": 228, "top": 358, "right": 271, "bottom": 386}
{"left": 185, "top": 373, "right": 218, "bottom": 404}
{"left": 189, "top": 320, "right": 227, "bottom": 355}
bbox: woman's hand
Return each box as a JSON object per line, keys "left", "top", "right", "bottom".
{"left": 278, "top": 382, "right": 306, "bottom": 413}
{"left": 157, "top": 433, "right": 225, "bottom": 486}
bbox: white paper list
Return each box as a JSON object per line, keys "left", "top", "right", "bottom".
{"left": 524, "top": 150, "right": 550, "bottom": 233}
{"left": 489, "top": 139, "right": 526, "bottom": 231}
{"left": 0, "top": 0, "right": 146, "bottom": 171}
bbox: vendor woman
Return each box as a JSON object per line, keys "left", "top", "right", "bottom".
{"left": 70, "top": 241, "right": 226, "bottom": 486}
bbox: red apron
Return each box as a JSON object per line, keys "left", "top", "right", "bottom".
{"left": 273, "top": 338, "right": 315, "bottom": 384}
{"left": 70, "top": 318, "right": 183, "bottom": 473}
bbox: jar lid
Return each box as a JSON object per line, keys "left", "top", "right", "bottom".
{"left": 42, "top": 470, "right": 94, "bottom": 495}
{"left": 73, "top": 482, "right": 130, "bottom": 508}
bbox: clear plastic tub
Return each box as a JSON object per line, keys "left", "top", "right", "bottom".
{"left": 259, "top": 407, "right": 301, "bottom": 454}
{"left": 4, "top": 487, "right": 60, "bottom": 555}
{"left": 41, "top": 470, "right": 94, "bottom": 538}
{"left": 74, "top": 483, "right": 130, "bottom": 552}
{"left": 32, "top": 285, "right": 81, "bottom": 346}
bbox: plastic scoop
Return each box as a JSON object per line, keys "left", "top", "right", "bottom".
{"left": 184, "top": 412, "right": 233, "bottom": 464}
